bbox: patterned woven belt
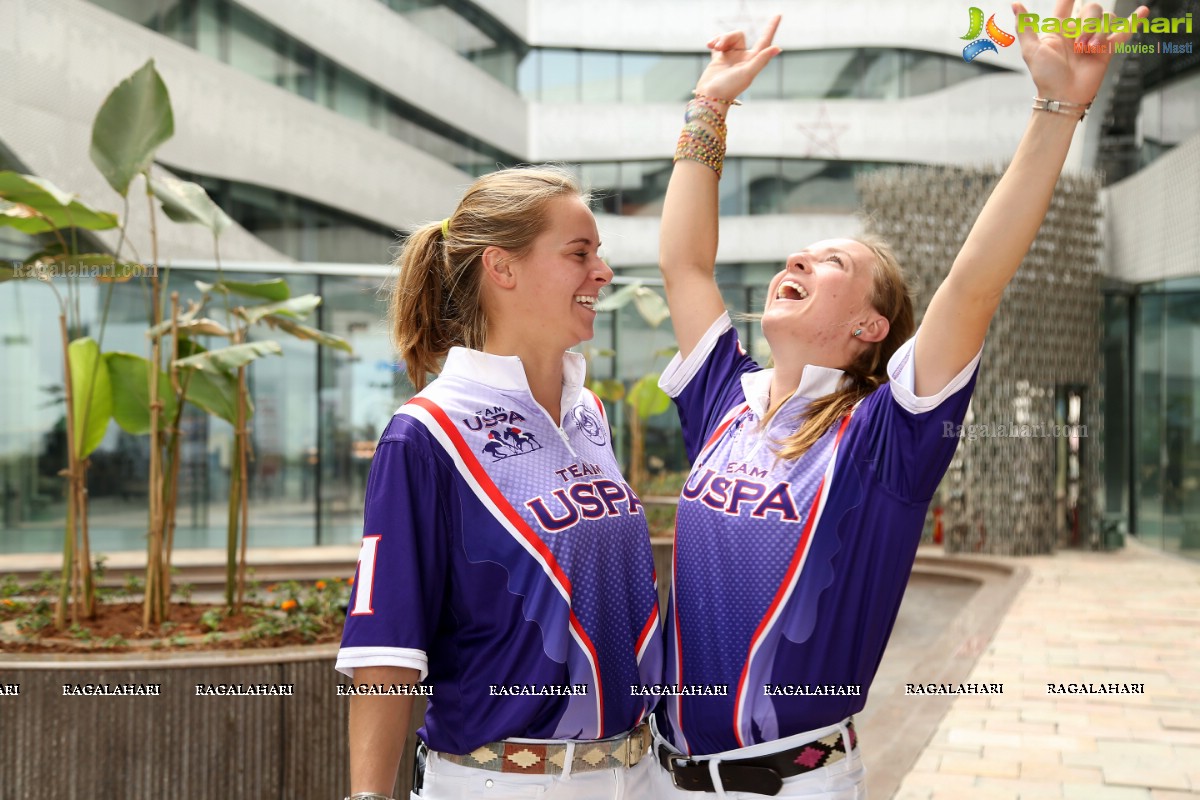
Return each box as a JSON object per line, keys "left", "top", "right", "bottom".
{"left": 438, "top": 722, "right": 652, "bottom": 775}
{"left": 657, "top": 718, "right": 858, "bottom": 795}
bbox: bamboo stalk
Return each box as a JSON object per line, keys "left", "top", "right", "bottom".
{"left": 55, "top": 313, "right": 77, "bottom": 631}
{"left": 144, "top": 180, "right": 165, "bottom": 628}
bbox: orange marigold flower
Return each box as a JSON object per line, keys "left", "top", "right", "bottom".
{"left": 281, "top": 599, "right": 298, "bottom": 612}
{"left": 1, "top": 599, "right": 13, "bottom": 607}
{"left": 315, "top": 580, "right": 327, "bottom": 590}
{"left": 266, "top": 584, "right": 279, "bottom": 592}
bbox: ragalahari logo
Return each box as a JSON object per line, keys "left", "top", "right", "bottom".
{"left": 961, "top": 7, "right": 1016, "bottom": 62}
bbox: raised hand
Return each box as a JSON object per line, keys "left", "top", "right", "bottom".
{"left": 1012, "top": 0, "right": 1149, "bottom": 106}
{"left": 694, "top": 14, "right": 783, "bottom": 102}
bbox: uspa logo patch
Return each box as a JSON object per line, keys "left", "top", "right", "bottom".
{"left": 961, "top": 7, "right": 1016, "bottom": 62}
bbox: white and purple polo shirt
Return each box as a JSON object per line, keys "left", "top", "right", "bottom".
{"left": 656, "top": 313, "right": 980, "bottom": 755}
{"left": 336, "top": 348, "right": 663, "bottom": 754}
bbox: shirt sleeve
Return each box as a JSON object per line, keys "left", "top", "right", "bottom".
{"left": 335, "top": 416, "right": 451, "bottom": 681}
{"left": 856, "top": 333, "right": 983, "bottom": 503}
{"left": 658, "top": 312, "right": 760, "bottom": 463}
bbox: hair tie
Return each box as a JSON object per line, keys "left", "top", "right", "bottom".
{"left": 440, "top": 217, "right": 451, "bottom": 238}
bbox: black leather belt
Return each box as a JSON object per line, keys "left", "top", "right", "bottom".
{"left": 656, "top": 718, "right": 857, "bottom": 796}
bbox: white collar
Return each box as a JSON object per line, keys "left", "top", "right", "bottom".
{"left": 440, "top": 347, "right": 587, "bottom": 423}
{"left": 740, "top": 364, "right": 847, "bottom": 419}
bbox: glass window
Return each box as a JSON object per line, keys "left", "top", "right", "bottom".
{"left": 227, "top": 5, "right": 280, "bottom": 85}
{"left": 580, "top": 51, "right": 620, "bottom": 103}
{"left": 332, "top": 70, "right": 379, "bottom": 127}
{"left": 744, "top": 159, "right": 783, "bottom": 215}
{"left": 781, "top": 50, "right": 860, "bottom": 99}
{"left": 618, "top": 160, "right": 672, "bottom": 217}
{"left": 195, "top": 0, "right": 221, "bottom": 59}
{"left": 540, "top": 49, "right": 580, "bottom": 103}
{"left": 859, "top": 49, "right": 903, "bottom": 99}
{"left": 1135, "top": 292, "right": 1165, "bottom": 549}
{"left": 580, "top": 162, "right": 622, "bottom": 214}
{"left": 0, "top": 269, "right": 322, "bottom": 553}
{"left": 902, "top": 51, "right": 946, "bottom": 97}
{"left": 1102, "top": 293, "right": 1131, "bottom": 523}
{"left": 943, "top": 57, "right": 992, "bottom": 92}
{"left": 317, "top": 275, "right": 412, "bottom": 544}
{"left": 780, "top": 160, "right": 857, "bottom": 213}
{"left": 517, "top": 48, "right": 540, "bottom": 100}
{"left": 620, "top": 53, "right": 701, "bottom": 103}
{"left": 742, "top": 56, "right": 781, "bottom": 101}
{"left": 1163, "top": 292, "right": 1200, "bottom": 555}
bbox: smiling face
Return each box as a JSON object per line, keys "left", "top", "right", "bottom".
{"left": 761, "top": 237, "right": 883, "bottom": 368}
{"left": 487, "top": 195, "right": 612, "bottom": 353}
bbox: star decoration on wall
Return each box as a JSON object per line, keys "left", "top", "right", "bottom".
{"left": 715, "top": 0, "right": 770, "bottom": 41}
{"left": 795, "top": 105, "right": 849, "bottom": 158}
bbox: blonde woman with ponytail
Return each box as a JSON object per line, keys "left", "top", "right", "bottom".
{"left": 652, "top": 7, "right": 1143, "bottom": 797}
{"left": 336, "top": 166, "right": 662, "bottom": 800}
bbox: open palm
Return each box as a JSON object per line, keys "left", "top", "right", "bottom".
{"left": 1013, "top": 0, "right": 1149, "bottom": 105}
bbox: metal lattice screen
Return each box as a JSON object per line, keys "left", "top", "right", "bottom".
{"left": 858, "top": 166, "right": 1104, "bottom": 555}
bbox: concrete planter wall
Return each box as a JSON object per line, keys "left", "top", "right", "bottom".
{"left": 0, "top": 645, "right": 359, "bottom": 800}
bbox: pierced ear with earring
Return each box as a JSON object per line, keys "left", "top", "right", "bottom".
{"left": 853, "top": 328, "right": 863, "bottom": 337}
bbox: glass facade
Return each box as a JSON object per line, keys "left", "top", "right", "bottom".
{"left": 377, "top": 0, "right": 526, "bottom": 88}
{"left": 519, "top": 47, "right": 1009, "bottom": 103}
{"left": 1104, "top": 280, "right": 1200, "bottom": 559}
{"left": 169, "top": 169, "right": 398, "bottom": 263}
{"left": 0, "top": 266, "right": 414, "bottom": 554}
{"left": 573, "top": 158, "right": 906, "bottom": 217}
{"left": 0, "top": 254, "right": 789, "bottom": 554}
{"left": 87, "top": 0, "right": 518, "bottom": 173}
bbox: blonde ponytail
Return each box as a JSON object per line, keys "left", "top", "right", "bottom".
{"left": 389, "top": 165, "right": 586, "bottom": 390}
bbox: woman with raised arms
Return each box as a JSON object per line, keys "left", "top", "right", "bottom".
{"left": 651, "top": 5, "right": 1143, "bottom": 797}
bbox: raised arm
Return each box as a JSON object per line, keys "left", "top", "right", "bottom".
{"left": 914, "top": 0, "right": 1147, "bottom": 396}
{"left": 660, "top": 17, "right": 781, "bottom": 358}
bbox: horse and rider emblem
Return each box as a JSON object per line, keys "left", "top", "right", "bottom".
{"left": 481, "top": 426, "right": 542, "bottom": 460}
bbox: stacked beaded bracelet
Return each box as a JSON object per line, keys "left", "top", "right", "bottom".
{"left": 692, "top": 90, "right": 741, "bottom": 107}
{"left": 1032, "top": 96, "right": 1092, "bottom": 121}
{"left": 675, "top": 95, "right": 733, "bottom": 178}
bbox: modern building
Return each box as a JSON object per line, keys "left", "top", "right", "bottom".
{"left": 1, "top": 0, "right": 1196, "bottom": 556}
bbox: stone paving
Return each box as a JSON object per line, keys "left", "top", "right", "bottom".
{"left": 893, "top": 538, "right": 1200, "bottom": 799}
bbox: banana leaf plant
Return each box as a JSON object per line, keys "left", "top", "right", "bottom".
{"left": 1, "top": 173, "right": 124, "bottom": 628}
{"left": 0, "top": 59, "right": 351, "bottom": 631}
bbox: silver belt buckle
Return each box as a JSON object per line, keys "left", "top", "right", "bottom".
{"left": 667, "top": 753, "right": 691, "bottom": 788}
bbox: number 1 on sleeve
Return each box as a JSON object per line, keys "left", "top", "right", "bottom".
{"left": 350, "top": 535, "right": 381, "bottom": 616}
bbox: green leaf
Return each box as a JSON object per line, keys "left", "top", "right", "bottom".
{"left": 593, "top": 283, "right": 640, "bottom": 313}
{"left": 654, "top": 345, "right": 680, "bottom": 359}
{"left": 0, "top": 262, "right": 21, "bottom": 283}
{"left": 592, "top": 283, "right": 670, "bottom": 327}
{"left": 260, "top": 315, "right": 352, "bottom": 352}
{"left": 89, "top": 60, "right": 174, "bottom": 196}
{"left": 195, "top": 278, "right": 290, "bottom": 302}
{"left": 239, "top": 295, "right": 321, "bottom": 326}
{"left": 104, "top": 353, "right": 177, "bottom": 435}
{"left": 174, "top": 340, "right": 282, "bottom": 373}
{"left": 0, "top": 173, "right": 119, "bottom": 232}
{"left": 68, "top": 338, "right": 113, "bottom": 459}
{"left": 627, "top": 374, "right": 670, "bottom": 419}
{"left": 587, "top": 378, "right": 626, "bottom": 403}
{"left": 631, "top": 287, "right": 670, "bottom": 328}
{"left": 175, "top": 340, "right": 243, "bottom": 423}
{"left": 150, "top": 175, "right": 232, "bottom": 235}
{"left": 147, "top": 317, "right": 232, "bottom": 341}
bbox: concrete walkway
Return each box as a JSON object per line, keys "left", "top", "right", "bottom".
{"left": 893, "top": 538, "right": 1200, "bottom": 800}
